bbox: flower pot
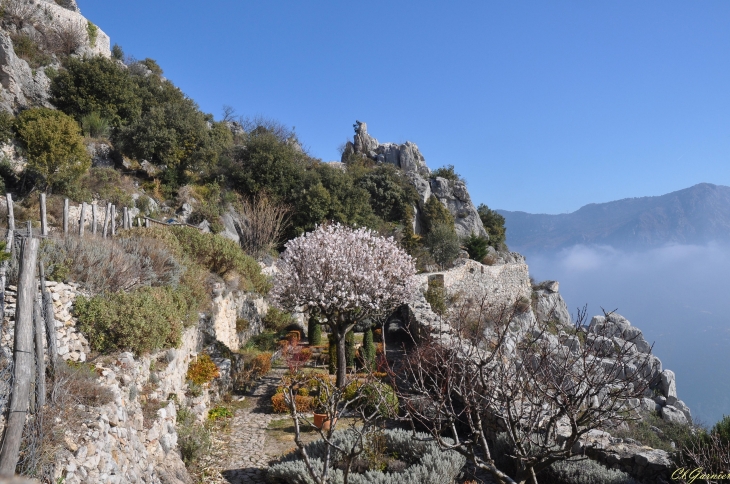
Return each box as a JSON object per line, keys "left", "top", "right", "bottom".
{"left": 313, "top": 413, "right": 336, "bottom": 430}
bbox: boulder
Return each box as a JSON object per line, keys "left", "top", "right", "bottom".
{"left": 533, "top": 289, "right": 571, "bottom": 326}
{"left": 640, "top": 397, "right": 660, "bottom": 413}
{"left": 659, "top": 370, "right": 677, "bottom": 402}
{"left": 87, "top": 141, "right": 115, "bottom": 168}
{"left": 673, "top": 399, "right": 693, "bottom": 424}
{"left": 661, "top": 405, "right": 688, "bottom": 425}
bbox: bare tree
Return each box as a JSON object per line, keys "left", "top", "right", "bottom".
{"left": 676, "top": 425, "right": 730, "bottom": 482}
{"left": 395, "top": 295, "right": 653, "bottom": 484}
{"left": 237, "top": 193, "right": 290, "bottom": 259}
{"left": 0, "top": 0, "right": 38, "bottom": 29}
{"left": 46, "top": 22, "right": 85, "bottom": 56}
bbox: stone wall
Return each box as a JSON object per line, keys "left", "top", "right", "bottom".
{"left": 202, "top": 287, "right": 268, "bottom": 352}
{"left": 417, "top": 258, "right": 532, "bottom": 311}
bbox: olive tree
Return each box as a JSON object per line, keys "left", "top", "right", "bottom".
{"left": 271, "top": 223, "right": 416, "bottom": 387}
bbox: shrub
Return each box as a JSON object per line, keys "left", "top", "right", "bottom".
{"left": 0, "top": 110, "right": 13, "bottom": 144}
{"left": 56, "top": 361, "right": 114, "bottom": 407}
{"left": 539, "top": 457, "right": 638, "bottom": 484}
{"left": 345, "top": 330, "right": 355, "bottom": 368}
{"left": 80, "top": 111, "right": 109, "bottom": 138}
{"left": 237, "top": 193, "right": 290, "bottom": 258}
{"left": 177, "top": 407, "right": 211, "bottom": 466}
{"left": 463, "top": 232, "right": 489, "bottom": 262}
{"left": 424, "top": 223, "right": 460, "bottom": 269}
{"left": 250, "top": 353, "right": 272, "bottom": 378}
{"left": 186, "top": 354, "right": 220, "bottom": 385}
{"left": 271, "top": 393, "right": 314, "bottom": 413}
{"left": 477, "top": 203, "right": 506, "bottom": 249}
{"left": 263, "top": 307, "right": 295, "bottom": 331}
{"left": 111, "top": 43, "right": 124, "bottom": 60}
{"left": 14, "top": 107, "right": 91, "bottom": 191}
{"left": 422, "top": 195, "right": 454, "bottom": 234}
{"left": 425, "top": 277, "right": 447, "bottom": 315}
{"left": 431, "top": 164, "right": 463, "bottom": 183}
{"left": 361, "top": 327, "right": 376, "bottom": 370}
{"left": 38, "top": 234, "right": 182, "bottom": 293}
{"left": 10, "top": 33, "right": 52, "bottom": 68}
{"left": 308, "top": 317, "right": 322, "bottom": 345}
{"left": 86, "top": 20, "right": 98, "bottom": 47}
{"left": 75, "top": 285, "right": 191, "bottom": 355}
{"left": 244, "top": 331, "right": 280, "bottom": 352}
{"left": 268, "top": 428, "right": 466, "bottom": 484}
{"left": 208, "top": 406, "right": 233, "bottom": 421}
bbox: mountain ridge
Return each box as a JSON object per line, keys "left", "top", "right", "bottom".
{"left": 498, "top": 182, "right": 730, "bottom": 251}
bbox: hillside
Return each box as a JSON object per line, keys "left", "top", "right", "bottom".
{"left": 498, "top": 183, "right": 730, "bottom": 252}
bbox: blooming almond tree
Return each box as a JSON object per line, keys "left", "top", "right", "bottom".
{"left": 271, "top": 223, "right": 417, "bottom": 387}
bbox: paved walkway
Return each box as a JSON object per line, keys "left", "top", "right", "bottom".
{"left": 219, "top": 368, "right": 284, "bottom": 484}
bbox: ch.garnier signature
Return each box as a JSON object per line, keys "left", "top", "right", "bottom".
{"left": 672, "top": 468, "right": 730, "bottom": 483}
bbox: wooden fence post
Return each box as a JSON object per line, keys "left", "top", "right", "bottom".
{"left": 26, "top": 220, "right": 31, "bottom": 238}
{"left": 0, "top": 237, "right": 39, "bottom": 476}
{"left": 63, "top": 198, "right": 69, "bottom": 236}
{"left": 123, "top": 207, "right": 129, "bottom": 230}
{"left": 33, "top": 292, "right": 45, "bottom": 408}
{"left": 6, "top": 193, "right": 14, "bottom": 234}
{"left": 111, "top": 205, "right": 116, "bottom": 237}
{"left": 40, "top": 193, "right": 47, "bottom": 237}
{"left": 79, "top": 202, "right": 87, "bottom": 237}
{"left": 92, "top": 203, "right": 98, "bottom": 235}
{"left": 39, "top": 262, "right": 57, "bottom": 380}
{"left": 145, "top": 217, "right": 150, "bottom": 228}
{"left": 103, "top": 203, "right": 111, "bottom": 238}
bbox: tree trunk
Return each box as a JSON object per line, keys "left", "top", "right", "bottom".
{"left": 0, "top": 237, "right": 39, "bottom": 476}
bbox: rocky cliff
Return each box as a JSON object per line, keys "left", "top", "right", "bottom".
{"left": 0, "top": 0, "right": 111, "bottom": 112}
{"left": 342, "top": 121, "right": 488, "bottom": 239}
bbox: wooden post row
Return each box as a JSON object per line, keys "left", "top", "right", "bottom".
{"left": 92, "top": 203, "right": 98, "bottom": 235}
{"left": 79, "top": 202, "right": 87, "bottom": 237}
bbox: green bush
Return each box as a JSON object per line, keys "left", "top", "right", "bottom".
{"left": 80, "top": 111, "right": 109, "bottom": 138}
{"left": 425, "top": 278, "right": 447, "bottom": 315}
{"left": 424, "top": 223, "right": 460, "bottom": 269}
{"left": 362, "top": 327, "right": 376, "bottom": 370}
{"left": 165, "top": 226, "right": 270, "bottom": 293}
{"left": 431, "top": 164, "right": 463, "bottom": 183}
{"left": 75, "top": 285, "right": 192, "bottom": 355}
{"left": 463, "top": 232, "right": 489, "bottom": 262}
{"left": 478, "top": 203, "right": 506, "bottom": 249}
{"left": 177, "top": 407, "right": 211, "bottom": 466}
{"left": 111, "top": 43, "right": 124, "bottom": 60}
{"left": 355, "top": 164, "right": 418, "bottom": 223}
{"left": 14, "top": 108, "right": 91, "bottom": 191}
{"left": 263, "top": 307, "right": 295, "bottom": 331}
{"left": 345, "top": 330, "right": 355, "bottom": 368}
{"left": 422, "top": 195, "right": 454, "bottom": 234}
{"left": 10, "top": 33, "right": 52, "bottom": 68}
{"left": 308, "top": 316, "right": 322, "bottom": 345}
{"left": 0, "top": 110, "right": 14, "bottom": 144}
{"left": 86, "top": 21, "right": 98, "bottom": 47}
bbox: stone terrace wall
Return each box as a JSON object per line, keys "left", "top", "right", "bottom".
{"left": 417, "top": 259, "right": 532, "bottom": 310}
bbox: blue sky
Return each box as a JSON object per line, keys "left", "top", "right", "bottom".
{"left": 77, "top": 1, "right": 730, "bottom": 214}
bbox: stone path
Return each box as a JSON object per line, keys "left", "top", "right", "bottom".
{"left": 219, "top": 368, "right": 284, "bottom": 484}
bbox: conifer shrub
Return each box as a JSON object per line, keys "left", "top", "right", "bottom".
{"left": 362, "top": 327, "right": 376, "bottom": 370}
{"left": 422, "top": 195, "right": 454, "bottom": 233}
{"left": 268, "top": 429, "right": 465, "bottom": 484}
{"left": 424, "top": 277, "right": 447, "bottom": 316}
{"left": 463, "top": 232, "right": 489, "bottom": 262}
{"left": 308, "top": 316, "right": 322, "bottom": 345}
{"left": 424, "top": 223, "right": 460, "bottom": 269}
{"left": 186, "top": 353, "right": 220, "bottom": 385}
{"left": 477, "top": 203, "right": 507, "bottom": 249}
{"left": 431, "top": 164, "right": 463, "bottom": 183}
{"left": 345, "top": 330, "right": 356, "bottom": 368}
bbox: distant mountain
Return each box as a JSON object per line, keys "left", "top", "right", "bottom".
{"left": 497, "top": 183, "right": 730, "bottom": 252}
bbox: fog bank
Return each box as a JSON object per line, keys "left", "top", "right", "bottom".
{"left": 524, "top": 242, "right": 730, "bottom": 426}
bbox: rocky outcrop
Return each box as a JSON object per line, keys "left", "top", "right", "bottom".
{"left": 201, "top": 285, "right": 269, "bottom": 352}
{"left": 342, "top": 121, "right": 488, "bottom": 238}
{"left": 532, "top": 280, "right": 571, "bottom": 326}
{"left": 0, "top": 0, "right": 110, "bottom": 112}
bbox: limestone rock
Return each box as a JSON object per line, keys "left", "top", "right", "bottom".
{"left": 659, "top": 369, "right": 677, "bottom": 400}
{"left": 661, "top": 404, "right": 688, "bottom": 425}
{"left": 533, "top": 288, "right": 571, "bottom": 326}
{"left": 86, "top": 141, "right": 115, "bottom": 168}
{"left": 0, "top": 31, "right": 52, "bottom": 111}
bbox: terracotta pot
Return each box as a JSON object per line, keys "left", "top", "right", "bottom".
{"left": 313, "top": 413, "right": 337, "bottom": 430}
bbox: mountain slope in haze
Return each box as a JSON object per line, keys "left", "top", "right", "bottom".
{"left": 498, "top": 183, "right": 730, "bottom": 251}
